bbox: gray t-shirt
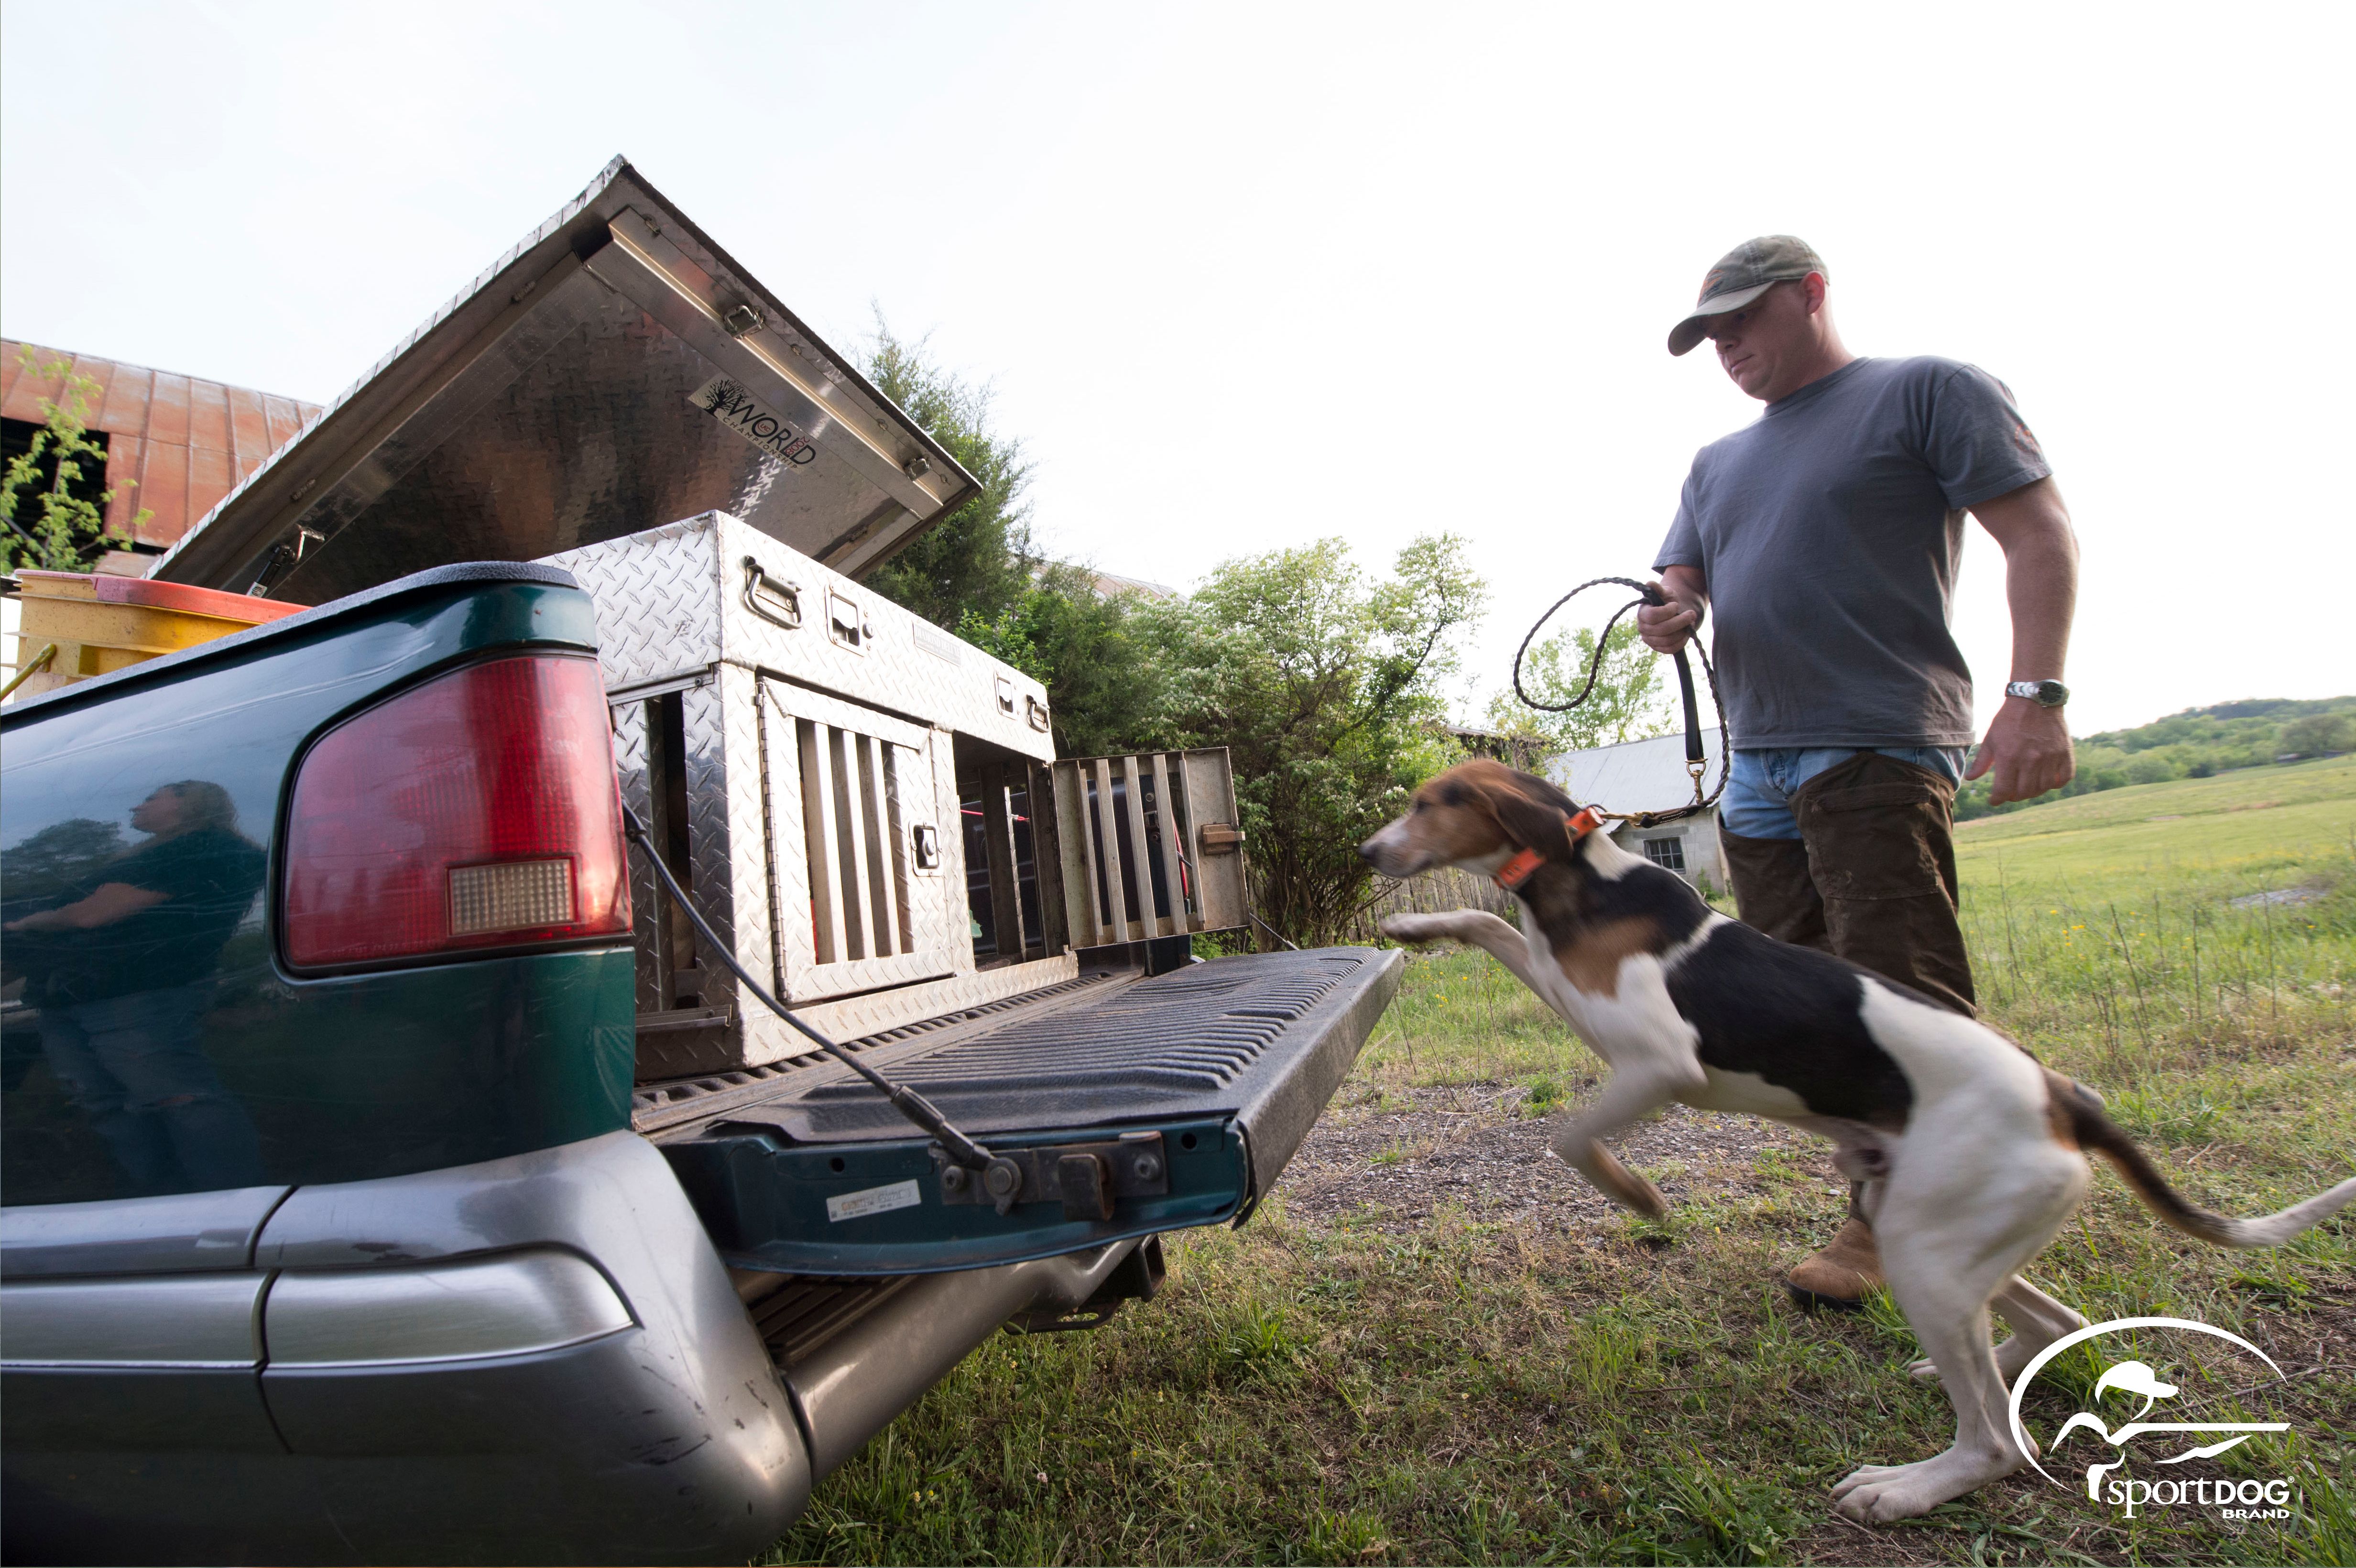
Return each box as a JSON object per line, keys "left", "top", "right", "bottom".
{"left": 1653, "top": 356, "right": 2050, "bottom": 750}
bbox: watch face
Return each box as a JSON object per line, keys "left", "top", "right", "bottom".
{"left": 2036, "top": 680, "right": 2069, "bottom": 707}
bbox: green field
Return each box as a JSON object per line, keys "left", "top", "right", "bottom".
{"left": 1956, "top": 754, "right": 2356, "bottom": 886}
{"left": 770, "top": 761, "right": 2356, "bottom": 1567}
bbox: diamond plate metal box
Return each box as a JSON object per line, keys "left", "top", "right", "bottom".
{"left": 546, "top": 514, "right": 1065, "bottom": 1078}
{"left": 547, "top": 512, "right": 1052, "bottom": 761}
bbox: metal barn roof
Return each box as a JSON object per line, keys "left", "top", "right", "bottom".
{"left": 149, "top": 157, "right": 979, "bottom": 603}
{"left": 1, "top": 343, "right": 320, "bottom": 551}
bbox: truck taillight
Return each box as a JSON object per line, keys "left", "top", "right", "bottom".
{"left": 283, "top": 653, "right": 632, "bottom": 969}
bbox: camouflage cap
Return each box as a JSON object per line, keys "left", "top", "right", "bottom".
{"left": 1667, "top": 236, "right": 1827, "bottom": 356}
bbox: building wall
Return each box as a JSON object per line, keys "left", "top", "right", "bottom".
{"left": 2, "top": 340, "right": 319, "bottom": 551}
{"left": 1620, "top": 806, "right": 1728, "bottom": 893}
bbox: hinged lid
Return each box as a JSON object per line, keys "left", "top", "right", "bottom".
{"left": 149, "top": 158, "right": 978, "bottom": 605}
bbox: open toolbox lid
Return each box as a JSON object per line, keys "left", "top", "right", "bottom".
{"left": 149, "top": 157, "right": 978, "bottom": 604}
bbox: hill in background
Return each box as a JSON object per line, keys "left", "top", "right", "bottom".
{"left": 1956, "top": 694, "right": 2356, "bottom": 819}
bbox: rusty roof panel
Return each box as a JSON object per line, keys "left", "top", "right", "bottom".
{"left": 0, "top": 339, "right": 322, "bottom": 549}
{"left": 229, "top": 390, "right": 273, "bottom": 469}
{"left": 263, "top": 395, "right": 307, "bottom": 451}
{"left": 145, "top": 370, "right": 192, "bottom": 448}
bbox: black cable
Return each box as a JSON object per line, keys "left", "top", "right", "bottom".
{"left": 618, "top": 802, "right": 995, "bottom": 1171}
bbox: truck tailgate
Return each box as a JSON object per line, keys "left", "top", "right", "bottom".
{"left": 644, "top": 947, "right": 1400, "bottom": 1274}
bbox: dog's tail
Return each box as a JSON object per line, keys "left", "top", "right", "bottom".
{"left": 2050, "top": 1070, "right": 2356, "bottom": 1248}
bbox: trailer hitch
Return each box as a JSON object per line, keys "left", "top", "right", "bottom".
{"left": 933, "top": 1132, "right": 1172, "bottom": 1220}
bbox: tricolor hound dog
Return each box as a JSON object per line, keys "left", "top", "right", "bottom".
{"left": 1359, "top": 759, "right": 2355, "bottom": 1523}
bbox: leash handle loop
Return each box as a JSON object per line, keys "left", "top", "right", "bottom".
{"left": 1509, "top": 573, "right": 1732, "bottom": 827}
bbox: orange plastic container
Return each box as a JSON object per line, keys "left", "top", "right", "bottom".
{"left": 8, "top": 571, "right": 309, "bottom": 699}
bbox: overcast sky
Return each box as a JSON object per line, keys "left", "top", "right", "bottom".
{"left": 4, "top": 2, "right": 2348, "bottom": 738}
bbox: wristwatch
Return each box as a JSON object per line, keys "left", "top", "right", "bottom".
{"left": 2005, "top": 679, "right": 2070, "bottom": 708}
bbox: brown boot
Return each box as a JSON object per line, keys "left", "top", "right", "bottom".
{"left": 1786, "top": 1216, "right": 1884, "bottom": 1311}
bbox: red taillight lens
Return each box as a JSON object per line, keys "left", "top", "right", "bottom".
{"left": 283, "top": 653, "right": 632, "bottom": 969}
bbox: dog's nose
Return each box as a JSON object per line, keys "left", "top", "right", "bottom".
{"left": 1358, "top": 840, "right": 1380, "bottom": 864}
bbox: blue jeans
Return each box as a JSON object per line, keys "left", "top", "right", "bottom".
{"left": 1722, "top": 747, "right": 1966, "bottom": 840}
{"left": 39, "top": 984, "right": 265, "bottom": 1194}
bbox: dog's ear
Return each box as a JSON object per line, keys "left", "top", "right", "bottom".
{"left": 1517, "top": 771, "right": 1582, "bottom": 818}
{"left": 1487, "top": 778, "right": 1574, "bottom": 861}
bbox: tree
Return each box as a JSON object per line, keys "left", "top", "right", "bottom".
{"left": 848, "top": 331, "right": 1494, "bottom": 949}
{"left": 955, "top": 562, "right": 1179, "bottom": 760}
{"left": 2279, "top": 712, "right": 2352, "bottom": 758}
{"left": 1483, "top": 618, "right": 1673, "bottom": 768}
{"left": 857, "top": 319, "right": 1036, "bottom": 631}
{"left": 1146, "top": 535, "right": 1485, "bottom": 948}
{"left": 1, "top": 347, "right": 149, "bottom": 573}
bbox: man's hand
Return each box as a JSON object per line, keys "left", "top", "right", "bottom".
{"left": 1966, "top": 698, "right": 2075, "bottom": 806}
{"left": 1638, "top": 566, "right": 1709, "bottom": 654}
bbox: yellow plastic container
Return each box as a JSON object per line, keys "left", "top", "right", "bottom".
{"left": 7, "top": 570, "right": 309, "bottom": 699}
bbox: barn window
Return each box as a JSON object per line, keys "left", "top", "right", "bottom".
{"left": 1640, "top": 836, "right": 1686, "bottom": 872}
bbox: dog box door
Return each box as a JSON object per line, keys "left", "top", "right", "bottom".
{"left": 762, "top": 678, "right": 961, "bottom": 1002}
{"left": 1038, "top": 748, "right": 1247, "bottom": 948}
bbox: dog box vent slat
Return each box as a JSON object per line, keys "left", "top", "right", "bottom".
{"left": 1042, "top": 748, "right": 1248, "bottom": 948}
{"left": 765, "top": 678, "right": 958, "bottom": 1002}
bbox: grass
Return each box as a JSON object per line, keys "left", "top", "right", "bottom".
{"left": 768, "top": 761, "right": 2356, "bottom": 1566}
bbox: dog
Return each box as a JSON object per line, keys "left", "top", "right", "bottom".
{"left": 1359, "top": 759, "right": 2356, "bottom": 1523}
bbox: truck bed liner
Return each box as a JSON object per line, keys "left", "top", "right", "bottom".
{"left": 630, "top": 970, "right": 1122, "bottom": 1137}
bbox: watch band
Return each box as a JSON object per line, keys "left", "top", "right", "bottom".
{"left": 2006, "top": 679, "right": 2070, "bottom": 708}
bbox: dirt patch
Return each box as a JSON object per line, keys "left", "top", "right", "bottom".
{"left": 1273, "top": 1082, "right": 1832, "bottom": 1236}
{"left": 2232, "top": 885, "right": 2325, "bottom": 909}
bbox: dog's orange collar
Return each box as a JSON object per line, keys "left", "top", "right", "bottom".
{"left": 1493, "top": 806, "right": 1606, "bottom": 890}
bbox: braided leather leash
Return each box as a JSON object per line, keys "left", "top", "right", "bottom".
{"left": 1510, "top": 576, "right": 1730, "bottom": 829}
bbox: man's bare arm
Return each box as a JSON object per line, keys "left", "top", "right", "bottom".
{"left": 1638, "top": 565, "right": 1709, "bottom": 653}
{"left": 3, "top": 882, "right": 169, "bottom": 932}
{"left": 1965, "top": 476, "right": 2079, "bottom": 805}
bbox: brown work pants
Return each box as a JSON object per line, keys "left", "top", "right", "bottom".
{"left": 1719, "top": 751, "right": 1976, "bottom": 1018}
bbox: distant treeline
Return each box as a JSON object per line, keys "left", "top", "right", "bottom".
{"left": 1954, "top": 696, "right": 2356, "bottom": 820}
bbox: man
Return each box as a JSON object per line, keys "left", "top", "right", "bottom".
{"left": 1636, "top": 236, "right": 2079, "bottom": 1308}
{"left": 6, "top": 780, "right": 267, "bottom": 1193}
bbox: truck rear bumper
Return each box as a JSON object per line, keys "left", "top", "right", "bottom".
{"left": 3, "top": 1132, "right": 803, "bottom": 1565}
{"left": 1, "top": 1133, "right": 1170, "bottom": 1565}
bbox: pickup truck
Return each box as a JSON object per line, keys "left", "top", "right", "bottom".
{"left": 0, "top": 553, "right": 1401, "bottom": 1564}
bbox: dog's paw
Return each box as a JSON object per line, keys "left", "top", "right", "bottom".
{"left": 1831, "top": 1448, "right": 2024, "bottom": 1522}
{"left": 1380, "top": 914, "right": 1452, "bottom": 946}
{"left": 1630, "top": 1177, "right": 1669, "bottom": 1220}
{"left": 1907, "top": 1355, "right": 1940, "bottom": 1383}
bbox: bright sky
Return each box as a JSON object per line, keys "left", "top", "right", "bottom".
{"left": 4, "top": 3, "right": 2347, "bottom": 737}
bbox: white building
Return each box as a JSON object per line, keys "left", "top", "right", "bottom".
{"left": 1551, "top": 728, "right": 1728, "bottom": 892}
